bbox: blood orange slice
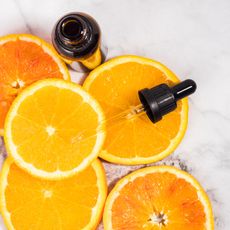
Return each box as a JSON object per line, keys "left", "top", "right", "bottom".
{"left": 104, "top": 166, "right": 214, "bottom": 230}
{"left": 0, "top": 34, "right": 70, "bottom": 135}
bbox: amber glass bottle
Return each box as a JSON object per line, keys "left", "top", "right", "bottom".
{"left": 52, "top": 12, "right": 106, "bottom": 72}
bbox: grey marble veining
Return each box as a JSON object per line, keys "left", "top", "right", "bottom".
{"left": 0, "top": 0, "right": 230, "bottom": 229}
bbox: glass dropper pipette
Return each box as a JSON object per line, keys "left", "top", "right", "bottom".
{"left": 73, "top": 79, "right": 197, "bottom": 142}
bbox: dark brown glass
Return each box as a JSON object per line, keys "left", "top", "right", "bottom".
{"left": 52, "top": 12, "right": 106, "bottom": 72}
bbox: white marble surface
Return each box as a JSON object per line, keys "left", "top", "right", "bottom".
{"left": 0, "top": 0, "right": 230, "bottom": 229}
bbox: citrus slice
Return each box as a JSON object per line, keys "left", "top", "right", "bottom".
{"left": 4, "top": 79, "right": 105, "bottom": 179}
{"left": 103, "top": 166, "right": 214, "bottom": 230}
{"left": 0, "top": 158, "right": 107, "bottom": 230}
{"left": 83, "top": 55, "right": 188, "bottom": 164}
{"left": 0, "top": 34, "right": 70, "bottom": 136}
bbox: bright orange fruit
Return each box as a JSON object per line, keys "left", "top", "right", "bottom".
{"left": 103, "top": 166, "right": 214, "bottom": 230}
{"left": 83, "top": 55, "right": 188, "bottom": 164}
{"left": 4, "top": 79, "right": 105, "bottom": 179}
{"left": 0, "top": 34, "right": 70, "bottom": 135}
{"left": 0, "top": 158, "right": 107, "bottom": 230}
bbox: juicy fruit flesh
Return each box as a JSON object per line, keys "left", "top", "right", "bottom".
{"left": 85, "top": 61, "right": 183, "bottom": 161}
{"left": 111, "top": 172, "right": 206, "bottom": 230}
{"left": 0, "top": 38, "right": 66, "bottom": 130}
{"left": 8, "top": 83, "right": 101, "bottom": 174}
{"left": 1, "top": 160, "right": 103, "bottom": 230}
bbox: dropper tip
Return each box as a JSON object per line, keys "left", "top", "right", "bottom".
{"left": 172, "top": 79, "right": 197, "bottom": 101}
{"left": 186, "top": 79, "right": 197, "bottom": 93}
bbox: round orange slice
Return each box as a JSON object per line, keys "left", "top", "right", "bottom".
{"left": 103, "top": 166, "right": 214, "bottom": 230}
{"left": 0, "top": 158, "right": 107, "bottom": 230}
{"left": 83, "top": 55, "right": 188, "bottom": 164}
{"left": 4, "top": 79, "right": 105, "bottom": 179}
{"left": 0, "top": 34, "right": 70, "bottom": 136}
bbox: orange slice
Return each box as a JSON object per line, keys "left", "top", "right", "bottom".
{"left": 0, "top": 158, "right": 107, "bottom": 230}
{"left": 83, "top": 55, "right": 188, "bottom": 164}
{"left": 4, "top": 79, "right": 105, "bottom": 179}
{"left": 103, "top": 166, "right": 214, "bottom": 230}
{"left": 0, "top": 34, "right": 70, "bottom": 136}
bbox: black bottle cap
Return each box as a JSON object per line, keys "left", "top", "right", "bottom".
{"left": 138, "top": 79, "right": 197, "bottom": 123}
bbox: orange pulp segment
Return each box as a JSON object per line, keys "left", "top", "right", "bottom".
{"left": 4, "top": 79, "right": 105, "bottom": 179}
{"left": 83, "top": 55, "right": 188, "bottom": 164}
{"left": 0, "top": 158, "right": 107, "bottom": 230}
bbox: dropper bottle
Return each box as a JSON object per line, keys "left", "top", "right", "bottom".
{"left": 72, "top": 79, "right": 197, "bottom": 141}
{"left": 138, "top": 79, "right": 196, "bottom": 122}
{"left": 106, "top": 79, "right": 197, "bottom": 124}
{"left": 52, "top": 12, "right": 106, "bottom": 72}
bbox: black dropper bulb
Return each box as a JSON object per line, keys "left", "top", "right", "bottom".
{"left": 171, "top": 79, "right": 197, "bottom": 101}
{"left": 138, "top": 79, "right": 197, "bottom": 123}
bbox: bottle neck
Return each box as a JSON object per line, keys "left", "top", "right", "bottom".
{"left": 58, "top": 16, "right": 88, "bottom": 46}
{"left": 53, "top": 13, "right": 101, "bottom": 59}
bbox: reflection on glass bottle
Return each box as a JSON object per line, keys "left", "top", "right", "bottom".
{"left": 52, "top": 12, "right": 107, "bottom": 72}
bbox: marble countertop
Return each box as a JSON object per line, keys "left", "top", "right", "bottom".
{"left": 0, "top": 0, "right": 230, "bottom": 229}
